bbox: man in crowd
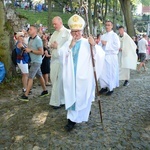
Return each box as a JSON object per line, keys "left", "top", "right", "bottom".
{"left": 118, "top": 26, "right": 137, "bottom": 86}
{"left": 19, "top": 25, "right": 48, "bottom": 101}
{"left": 99, "top": 20, "right": 120, "bottom": 96}
{"left": 137, "top": 34, "right": 148, "bottom": 72}
{"left": 58, "top": 14, "right": 105, "bottom": 131}
{"left": 48, "top": 16, "right": 72, "bottom": 109}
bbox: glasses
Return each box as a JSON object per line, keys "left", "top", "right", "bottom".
{"left": 105, "top": 24, "right": 111, "bottom": 26}
{"left": 71, "top": 30, "right": 81, "bottom": 33}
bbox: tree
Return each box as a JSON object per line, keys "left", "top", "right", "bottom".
{"left": 99, "top": 0, "right": 108, "bottom": 23}
{"left": 112, "top": 0, "right": 118, "bottom": 31}
{"left": 119, "top": 0, "right": 135, "bottom": 37}
{"left": 88, "top": 0, "right": 92, "bottom": 34}
{"left": 47, "top": 0, "right": 52, "bottom": 32}
{"left": 93, "top": 0, "right": 98, "bottom": 35}
{"left": 0, "top": 0, "right": 13, "bottom": 77}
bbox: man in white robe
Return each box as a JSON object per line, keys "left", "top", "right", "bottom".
{"left": 118, "top": 26, "right": 137, "bottom": 86}
{"left": 59, "top": 14, "right": 105, "bottom": 131}
{"left": 48, "top": 16, "right": 72, "bottom": 109}
{"left": 99, "top": 21, "right": 120, "bottom": 96}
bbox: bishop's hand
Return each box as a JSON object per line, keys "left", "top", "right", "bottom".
{"left": 88, "top": 35, "right": 96, "bottom": 46}
{"left": 69, "top": 36, "right": 77, "bottom": 49}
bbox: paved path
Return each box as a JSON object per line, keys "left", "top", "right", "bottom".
{"left": 0, "top": 63, "right": 150, "bottom": 150}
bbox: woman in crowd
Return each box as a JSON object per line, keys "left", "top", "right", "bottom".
{"left": 41, "top": 33, "right": 51, "bottom": 86}
{"left": 15, "top": 32, "right": 30, "bottom": 92}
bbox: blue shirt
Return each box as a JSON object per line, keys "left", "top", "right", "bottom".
{"left": 16, "top": 42, "right": 30, "bottom": 64}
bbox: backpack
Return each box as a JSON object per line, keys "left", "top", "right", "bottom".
{"left": 11, "top": 42, "right": 29, "bottom": 66}
{"left": 11, "top": 48, "right": 17, "bottom": 66}
{"left": 0, "top": 61, "right": 6, "bottom": 83}
{"left": 11, "top": 48, "right": 30, "bottom": 65}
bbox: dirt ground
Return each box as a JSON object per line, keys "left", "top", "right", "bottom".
{"left": 0, "top": 65, "right": 150, "bottom": 149}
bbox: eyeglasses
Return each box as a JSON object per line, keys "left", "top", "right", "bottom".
{"left": 105, "top": 24, "right": 111, "bottom": 26}
{"left": 71, "top": 30, "right": 81, "bottom": 33}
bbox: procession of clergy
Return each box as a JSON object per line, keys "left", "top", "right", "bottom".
{"left": 47, "top": 13, "right": 140, "bottom": 131}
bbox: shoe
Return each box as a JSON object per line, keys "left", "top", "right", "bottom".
{"left": 64, "top": 119, "right": 76, "bottom": 132}
{"left": 123, "top": 80, "right": 130, "bottom": 86}
{"left": 99, "top": 88, "right": 108, "bottom": 94}
{"left": 39, "top": 90, "right": 49, "bottom": 97}
{"left": 22, "top": 88, "right": 32, "bottom": 95}
{"left": 52, "top": 106, "right": 61, "bottom": 109}
{"left": 137, "top": 70, "right": 141, "bottom": 73}
{"left": 28, "top": 89, "right": 32, "bottom": 95}
{"left": 144, "top": 67, "right": 148, "bottom": 71}
{"left": 105, "top": 90, "right": 113, "bottom": 96}
{"left": 18, "top": 94, "right": 29, "bottom": 102}
{"left": 22, "top": 88, "right": 26, "bottom": 92}
{"left": 46, "top": 82, "right": 52, "bottom": 86}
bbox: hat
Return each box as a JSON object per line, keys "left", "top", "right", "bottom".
{"left": 68, "top": 14, "right": 85, "bottom": 30}
{"left": 16, "top": 32, "right": 24, "bottom": 38}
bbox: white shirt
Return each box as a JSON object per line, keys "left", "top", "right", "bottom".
{"left": 138, "top": 38, "right": 148, "bottom": 53}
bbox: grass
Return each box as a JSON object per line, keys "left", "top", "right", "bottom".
{"left": 15, "top": 8, "right": 72, "bottom": 32}
{"left": 0, "top": 76, "right": 22, "bottom": 96}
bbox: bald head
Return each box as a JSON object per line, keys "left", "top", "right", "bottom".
{"left": 52, "top": 16, "right": 63, "bottom": 31}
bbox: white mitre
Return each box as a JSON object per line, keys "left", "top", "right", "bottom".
{"left": 68, "top": 14, "right": 85, "bottom": 30}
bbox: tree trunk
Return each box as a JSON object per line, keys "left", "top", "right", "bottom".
{"left": 48, "top": 0, "right": 52, "bottom": 32}
{"left": 100, "top": 0, "right": 108, "bottom": 24}
{"left": 88, "top": 0, "right": 92, "bottom": 34}
{"left": 113, "top": 0, "right": 117, "bottom": 31}
{"left": 101, "top": 0, "right": 104, "bottom": 23}
{"left": 0, "top": 0, "right": 12, "bottom": 77}
{"left": 119, "top": 0, "right": 135, "bottom": 37}
{"left": 104, "top": 0, "right": 108, "bottom": 22}
{"left": 93, "top": 0, "right": 98, "bottom": 36}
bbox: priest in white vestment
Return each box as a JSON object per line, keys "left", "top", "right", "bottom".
{"left": 118, "top": 26, "right": 137, "bottom": 86}
{"left": 48, "top": 16, "right": 72, "bottom": 109}
{"left": 99, "top": 21, "right": 120, "bottom": 96}
{"left": 58, "top": 14, "right": 105, "bottom": 131}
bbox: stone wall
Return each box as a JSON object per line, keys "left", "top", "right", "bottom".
{"left": 6, "top": 6, "right": 27, "bottom": 32}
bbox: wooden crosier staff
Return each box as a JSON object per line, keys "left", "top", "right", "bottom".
{"left": 81, "top": 1, "right": 103, "bottom": 123}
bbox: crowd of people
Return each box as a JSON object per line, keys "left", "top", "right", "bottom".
{"left": 4, "top": 0, "right": 48, "bottom": 12}
{"left": 13, "top": 14, "right": 150, "bottom": 132}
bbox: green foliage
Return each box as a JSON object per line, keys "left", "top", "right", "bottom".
{"left": 16, "top": 8, "right": 72, "bottom": 32}
{"left": 131, "top": 0, "right": 140, "bottom": 5}
{"left": 17, "top": 14, "right": 28, "bottom": 20}
{"left": 4, "top": 21, "right": 13, "bottom": 33}
{"left": 140, "top": 0, "right": 150, "bottom": 6}
{"left": 0, "top": 76, "right": 22, "bottom": 91}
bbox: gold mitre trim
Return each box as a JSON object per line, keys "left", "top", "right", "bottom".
{"left": 72, "top": 16, "right": 79, "bottom": 22}
{"left": 70, "top": 24, "right": 83, "bottom": 29}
